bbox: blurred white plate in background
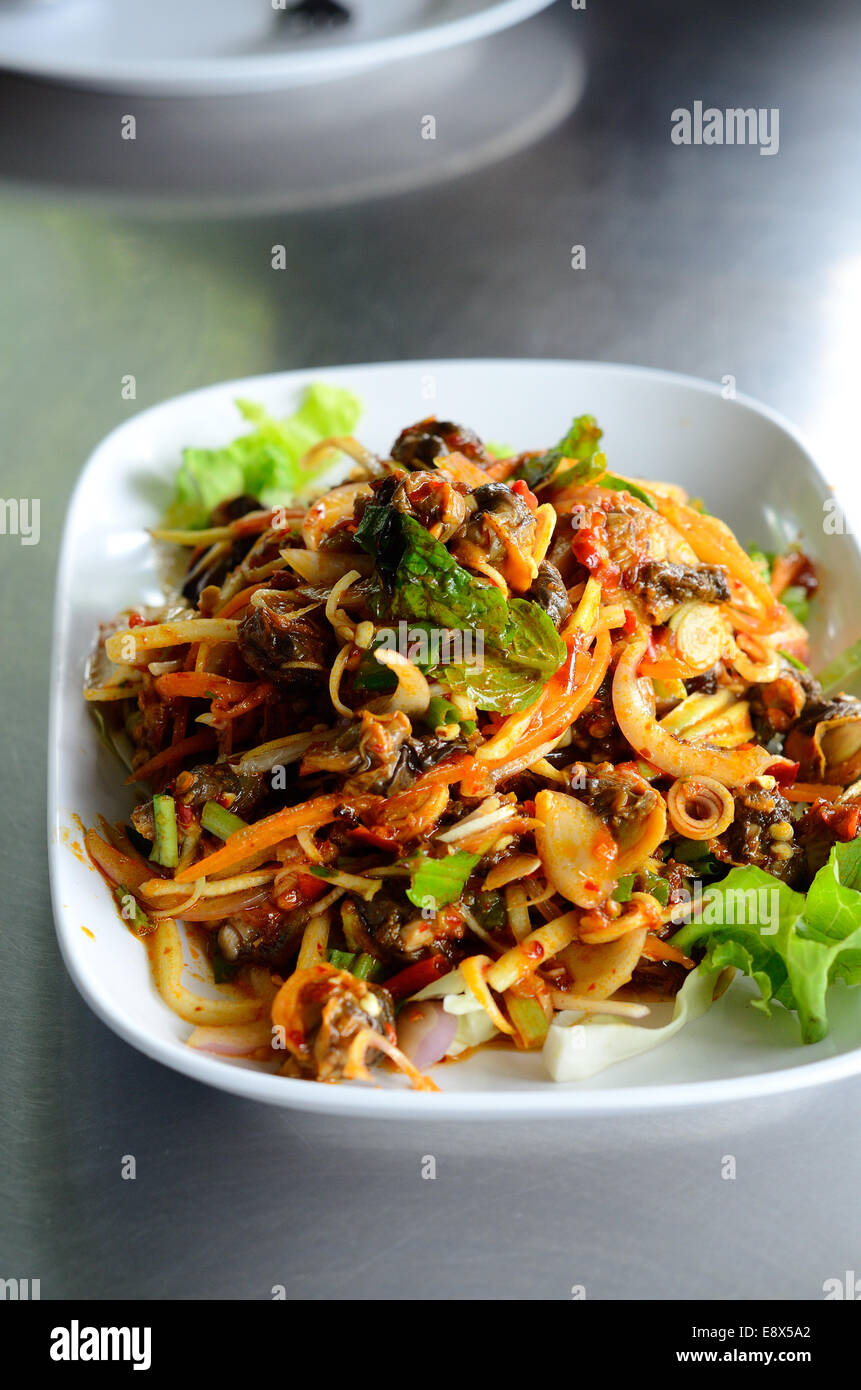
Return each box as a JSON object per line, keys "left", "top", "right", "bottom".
{"left": 49, "top": 358, "right": 861, "bottom": 1118}
{"left": 0, "top": 0, "right": 556, "bottom": 94}
{"left": 0, "top": 6, "right": 584, "bottom": 215}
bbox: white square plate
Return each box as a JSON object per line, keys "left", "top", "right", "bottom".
{"left": 48, "top": 359, "right": 861, "bottom": 1117}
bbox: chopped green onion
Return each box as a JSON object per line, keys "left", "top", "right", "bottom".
{"left": 352, "top": 953, "right": 385, "bottom": 982}
{"left": 113, "top": 884, "right": 153, "bottom": 938}
{"left": 672, "top": 838, "right": 712, "bottom": 864}
{"left": 328, "top": 949, "right": 357, "bottom": 971}
{"left": 150, "top": 794, "right": 179, "bottom": 868}
{"left": 506, "top": 994, "right": 550, "bottom": 1049}
{"left": 352, "top": 649, "right": 398, "bottom": 694}
{"left": 778, "top": 648, "right": 809, "bottom": 673}
{"left": 612, "top": 874, "right": 635, "bottom": 903}
{"left": 424, "top": 696, "right": 475, "bottom": 735}
{"left": 642, "top": 872, "right": 670, "bottom": 907}
{"left": 327, "top": 948, "right": 384, "bottom": 981}
{"left": 425, "top": 695, "right": 462, "bottom": 730}
{"left": 201, "top": 800, "right": 247, "bottom": 841}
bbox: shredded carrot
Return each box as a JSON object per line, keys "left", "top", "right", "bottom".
{"left": 484, "top": 456, "right": 519, "bottom": 481}
{"left": 125, "top": 731, "right": 217, "bottom": 784}
{"left": 437, "top": 451, "right": 495, "bottom": 489}
{"left": 643, "top": 935, "right": 695, "bottom": 968}
{"left": 382, "top": 753, "right": 475, "bottom": 817}
{"left": 215, "top": 583, "right": 266, "bottom": 619}
{"left": 769, "top": 553, "right": 803, "bottom": 598}
{"left": 210, "top": 682, "right": 274, "bottom": 721}
{"left": 783, "top": 782, "right": 844, "bottom": 803}
{"left": 154, "top": 672, "right": 257, "bottom": 701}
{"left": 230, "top": 509, "right": 280, "bottom": 537}
{"left": 174, "top": 792, "right": 382, "bottom": 883}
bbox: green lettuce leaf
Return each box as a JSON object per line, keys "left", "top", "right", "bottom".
{"left": 353, "top": 495, "right": 404, "bottom": 584}
{"left": 671, "top": 855, "right": 861, "bottom": 1044}
{"left": 166, "top": 383, "right": 361, "bottom": 528}
{"left": 406, "top": 850, "right": 480, "bottom": 911}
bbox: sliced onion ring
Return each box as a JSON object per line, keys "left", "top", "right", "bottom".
{"left": 396, "top": 1000, "right": 458, "bottom": 1069}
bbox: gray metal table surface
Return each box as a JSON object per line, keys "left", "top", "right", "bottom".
{"left": 1, "top": 0, "right": 860, "bottom": 1300}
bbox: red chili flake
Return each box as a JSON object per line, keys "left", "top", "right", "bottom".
{"left": 511, "top": 478, "right": 538, "bottom": 511}
{"left": 127, "top": 612, "right": 153, "bottom": 628}
{"left": 522, "top": 799, "right": 536, "bottom": 817}
{"left": 623, "top": 608, "right": 637, "bottom": 635}
{"left": 176, "top": 803, "right": 194, "bottom": 828}
{"left": 572, "top": 533, "right": 601, "bottom": 570}
{"left": 524, "top": 942, "right": 545, "bottom": 961}
{"left": 583, "top": 879, "right": 598, "bottom": 892}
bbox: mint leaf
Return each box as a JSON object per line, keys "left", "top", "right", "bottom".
{"left": 372, "top": 514, "right": 566, "bottom": 713}
{"left": 672, "top": 858, "right": 861, "bottom": 1044}
{"left": 514, "top": 414, "right": 604, "bottom": 489}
